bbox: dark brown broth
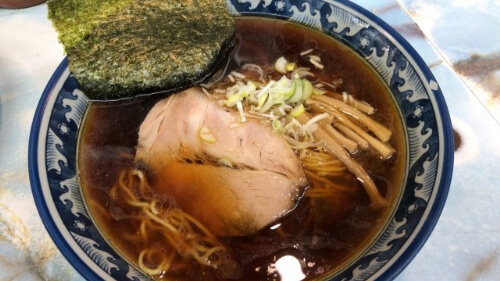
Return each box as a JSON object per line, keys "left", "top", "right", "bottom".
{"left": 78, "top": 17, "right": 406, "bottom": 280}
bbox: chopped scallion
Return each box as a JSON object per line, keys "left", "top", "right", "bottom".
{"left": 199, "top": 126, "right": 216, "bottom": 144}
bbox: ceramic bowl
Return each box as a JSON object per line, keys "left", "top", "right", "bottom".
{"left": 29, "top": 0, "right": 453, "bottom": 280}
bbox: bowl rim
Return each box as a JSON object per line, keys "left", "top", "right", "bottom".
{"left": 29, "top": 58, "right": 103, "bottom": 281}
{"left": 28, "top": 1, "right": 454, "bottom": 280}
{"left": 333, "top": 1, "right": 453, "bottom": 280}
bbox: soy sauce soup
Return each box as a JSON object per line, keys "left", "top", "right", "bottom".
{"left": 79, "top": 17, "right": 406, "bottom": 280}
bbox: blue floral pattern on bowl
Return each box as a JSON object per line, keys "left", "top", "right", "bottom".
{"left": 28, "top": 1, "right": 453, "bottom": 280}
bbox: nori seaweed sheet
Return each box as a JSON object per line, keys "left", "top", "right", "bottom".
{"left": 48, "top": 0, "right": 235, "bottom": 99}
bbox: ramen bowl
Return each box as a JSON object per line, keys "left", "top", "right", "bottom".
{"left": 29, "top": 0, "right": 453, "bottom": 280}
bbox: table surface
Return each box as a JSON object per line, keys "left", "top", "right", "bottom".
{"left": 1, "top": 1, "right": 499, "bottom": 280}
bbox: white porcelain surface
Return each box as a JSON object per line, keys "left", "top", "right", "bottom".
{"left": 0, "top": 1, "right": 499, "bottom": 280}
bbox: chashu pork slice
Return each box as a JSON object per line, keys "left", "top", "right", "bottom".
{"left": 135, "top": 88, "right": 308, "bottom": 236}
{"left": 153, "top": 162, "right": 300, "bottom": 236}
